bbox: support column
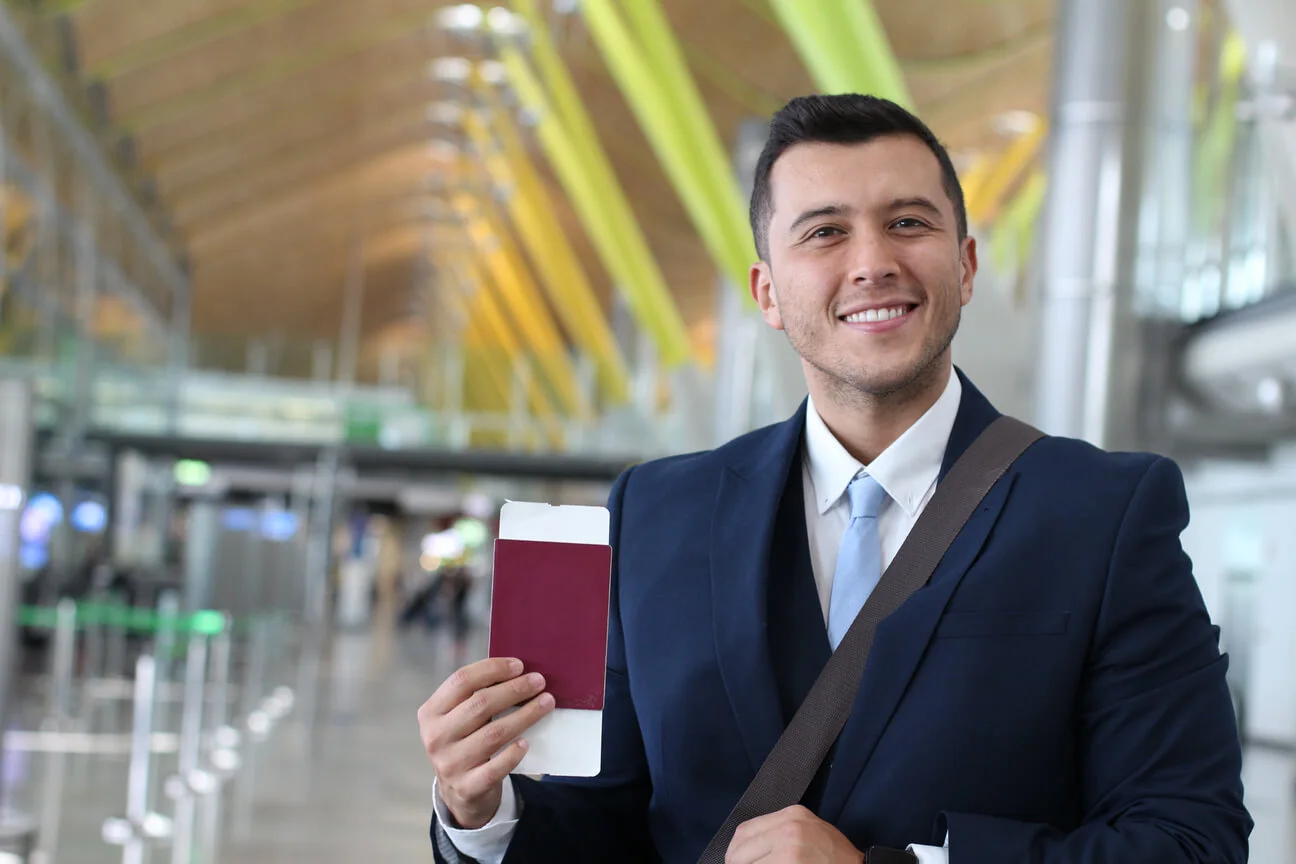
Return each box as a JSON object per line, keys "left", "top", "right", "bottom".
{"left": 0, "top": 377, "right": 37, "bottom": 859}
{"left": 336, "top": 241, "right": 365, "bottom": 389}
{"left": 1033, "top": 0, "right": 1165, "bottom": 449}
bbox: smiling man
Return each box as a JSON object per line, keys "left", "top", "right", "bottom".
{"left": 422, "top": 94, "right": 1251, "bottom": 864}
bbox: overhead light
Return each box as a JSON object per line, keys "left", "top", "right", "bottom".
{"left": 485, "top": 7, "right": 527, "bottom": 39}
{"left": 1256, "top": 377, "right": 1285, "bottom": 413}
{"left": 477, "top": 59, "right": 508, "bottom": 86}
{"left": 992, "top": 110, "right": 1040, "bottom": 137}
{"left": 430, "top": 57, "right": 473, "bottom": 84}
{"left": 0, "top": 484, "right": 22, "bottom": 511}
{"left": 1165, "top": 7, "right": 1191, "bottom": 31}
{"left": 428, "top": 139, "right": 461, "bottom": 160}
{"left": 427, "top": 102, "right": 465, "bottom": 125}
{"left": 423, "top": 530, "right": 466, "bottom": 560}
{"left": 462, "top": 492, "right": 494, "bottom": 518}
{"left": 174, "top": 459, "right": 213, "bottom": 487}
{"left": 435, "top": 4, "right": 485, "bottom": 34}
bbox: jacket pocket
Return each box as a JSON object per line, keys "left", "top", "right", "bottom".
{"left": 934, "top": 611, "right": 1070, "bottom": 638}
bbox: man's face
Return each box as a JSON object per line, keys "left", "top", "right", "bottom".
{"left": 750, "top": 135, "right": 976, "bottom": 401}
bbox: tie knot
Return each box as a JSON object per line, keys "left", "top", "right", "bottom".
{"left": 847, "top": 473, "right": 887, "bottom": 520}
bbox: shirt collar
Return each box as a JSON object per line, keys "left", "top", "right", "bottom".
{"left": 803, "top": 370, "right": 963, "bottom": 517}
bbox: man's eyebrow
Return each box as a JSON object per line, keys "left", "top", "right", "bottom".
{"left": 890, "top": 197, "right": 944, "bottom": 218}
{"left": 788, "top": 203, "right": 854, "bottom": 235}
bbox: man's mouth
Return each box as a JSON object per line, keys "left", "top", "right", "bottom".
{"left": 839, "top": 304, "right": 917, "bottom": 324}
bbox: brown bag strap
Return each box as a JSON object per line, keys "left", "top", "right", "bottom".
{"left": 697, "top": 416, "right": 1044, "bottom": 863}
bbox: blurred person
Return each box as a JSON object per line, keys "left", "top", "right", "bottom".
{"left": 418, "top": 95, "right": 1249, "bottom": 863}
{"left": 440, "top": 564, "right": 475, "bottom": 666}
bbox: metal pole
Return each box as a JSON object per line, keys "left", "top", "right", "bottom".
{"left": 1032, "top": 0, "right": 1159, "bottom": 449}
{"left": 197, "top": 628, "right": 233, "bottom": 864}
{"left": 34, "top": 602, "right": 76, "bottom": 862}
{"left": 102, "top": 654, "right": 169, "bottom": 864}
{"left": 303, "top": 449, "right": 339, "bottom": 629}
{"left": 167, "top": 633, "right": 208, "bottom": 864}
{"left": 167, "top": 275, "right": 190, "bottom": 437}
{"left": 0, "top": 377, "right": 33, "bottom": 765}
{"left": 337, "top": 241, "right": 365, "bottom": 388}
{"left": 0, "top": 380, "right": 36, "bottom": 861}
{"left": 45, "top": 599, "right": 77, "bottom": 729}
{"left": 125, "top": 655, "right": 156, "bottom": 864}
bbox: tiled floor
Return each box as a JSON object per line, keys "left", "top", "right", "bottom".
{"left": 8, "top": 613, "right": 477, "bottom": 864}
{"left": 10, "top": 617, "right": 1296, "bottom": 863}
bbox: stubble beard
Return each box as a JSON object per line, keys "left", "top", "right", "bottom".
{"left": 776, "top": 279, "right": 962, "bottom": 412}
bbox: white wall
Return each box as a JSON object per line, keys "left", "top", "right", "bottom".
{"left": 1183, "top": 453, "right": 1296, "bottom": 744}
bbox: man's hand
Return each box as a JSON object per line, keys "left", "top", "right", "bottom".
{"left": 418, "top": 657, "right": 556, "bottom": 830}
{"left": 726, "top": 805, "right": 864, "bottom": 864}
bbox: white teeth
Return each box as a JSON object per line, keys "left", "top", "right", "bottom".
{"left": 843, "top": 306, "right": 908, "bottom": 324}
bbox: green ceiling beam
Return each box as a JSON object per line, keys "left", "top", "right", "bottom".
{"left": 582, "top": 0, "right": 754, "bottom": 289}
{"left": 767, "top": 0, "right": 912, "bottom": 108}
{"left": 508, "top": 0, "right": 695, "bottom": 368}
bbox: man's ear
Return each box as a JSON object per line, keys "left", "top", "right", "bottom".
{"left": 959, "top": 236, "right": 978, "bottom": 306}
{"left": 751, "top": 262, "right": 784, "bottom": 330}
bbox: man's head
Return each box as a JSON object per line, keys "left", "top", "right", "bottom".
{"left": 748, "top": 94, "right": 976, "bottom": 405}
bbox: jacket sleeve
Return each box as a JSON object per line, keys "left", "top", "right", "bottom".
{"left": 502, "top": 465, "right": 659, "bottom": 863}
{"left": 941, "top": 456, "right": 1252, "bottom": 863}
{"left": 431, "top": 818, "right": 476, "bottom": 864}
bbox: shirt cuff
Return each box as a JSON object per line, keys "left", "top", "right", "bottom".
{"left": 433, "top": 776, "right": 521, "bottom": 864}
{"left": 905, "top": 845, "right": 948, "bottom": 864}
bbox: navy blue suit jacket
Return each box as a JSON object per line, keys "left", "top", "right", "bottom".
{"left": 435, "top": 374, "right": 1250, "bottom": 863}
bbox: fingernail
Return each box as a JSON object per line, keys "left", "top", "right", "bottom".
{"left": 527, "top": 672, "right": 545, "bottom": 688}
{"left": 518, "top": 739, "right": 529, "bottom": 751}
{"left": 508, "top": 659, "right": 524, "bottom": 674}
{"left": 539, "top": 693, "right": 555, "bottom": 709}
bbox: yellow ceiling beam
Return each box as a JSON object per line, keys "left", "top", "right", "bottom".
{"left": 501, "top": 7, "right": 693, "bottom": 367}
{"left": 440, "top": 251, "right": 565, "bottom": 446}
{"left": 452, "top": 194, "right": 583, "bottom": 418}
{"left": 965, "top": 118, "right": 1046, "bottom": 226}
{"left": 462, "top": 101, "right": 630, "bottom": 406}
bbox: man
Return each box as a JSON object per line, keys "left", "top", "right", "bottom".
{"left": 419, "top": 94, "right": 1251, "bottom": 863}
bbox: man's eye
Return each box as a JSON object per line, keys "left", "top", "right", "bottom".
{"left": 893, "top": 218, "right": 928, "bottom": 229}
{"left": 810, "top": 226, "right": 842, "bottom": 239}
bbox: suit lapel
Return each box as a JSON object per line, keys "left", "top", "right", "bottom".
{"left": 817, "top": 370, "right": 1015, "bottom": 820}
{"left": 710, "top": 403, "right": 808, "bottom": 775}
{"left": 939, "top": 368, "right": 1001, "bottom": 480}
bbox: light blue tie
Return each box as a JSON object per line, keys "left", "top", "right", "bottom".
{"left": 827, "top": 473, "right": 888, "bottom": 650}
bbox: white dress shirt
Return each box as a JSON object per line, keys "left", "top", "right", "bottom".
{"left": 438, "top": 372, "right": 963, "bottom": 864}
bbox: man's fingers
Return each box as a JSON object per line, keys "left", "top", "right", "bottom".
{"left": 726, "top": 806, "right": 814, "bottom": 864}
{"left": 440, "top": 672, "right": 548, "bottom": 743}
{"left": 444, "top": 691, "right": 557, "bottom": 776}
{"left": 423, "top": 657, "right": 525, "bottom": 718}
{"left": 451, "top": 738, "right": 531, "bottom": 803}
{"left": 725, "top": 831, "right": 774, "bottom": 864}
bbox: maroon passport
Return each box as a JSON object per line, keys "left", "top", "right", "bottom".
{"left": 488, "top": 539, "right": 613, "bottom": 711}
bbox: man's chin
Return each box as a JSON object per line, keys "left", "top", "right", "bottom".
{"left": 844, "top": 359, "right": 943, "bottom": 400}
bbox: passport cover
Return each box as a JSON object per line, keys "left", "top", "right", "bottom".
{"left": 488, "top": 538, "right": 612, "bottom": 711}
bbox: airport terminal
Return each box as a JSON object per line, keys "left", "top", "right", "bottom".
{"left": 0, "top": 0, "right": 1290, "bottom": 861}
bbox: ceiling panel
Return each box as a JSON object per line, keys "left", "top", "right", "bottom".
{"left": 53, "top": 0, "right": 1055, "bottom": 370}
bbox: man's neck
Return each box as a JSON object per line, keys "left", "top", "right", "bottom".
{"left": 809, "top": 361, "right": 952, "bottom": 466}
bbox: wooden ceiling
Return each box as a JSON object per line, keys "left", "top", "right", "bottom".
{"left": 54, "top": 0, "right": 1055, "bottom": 363}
